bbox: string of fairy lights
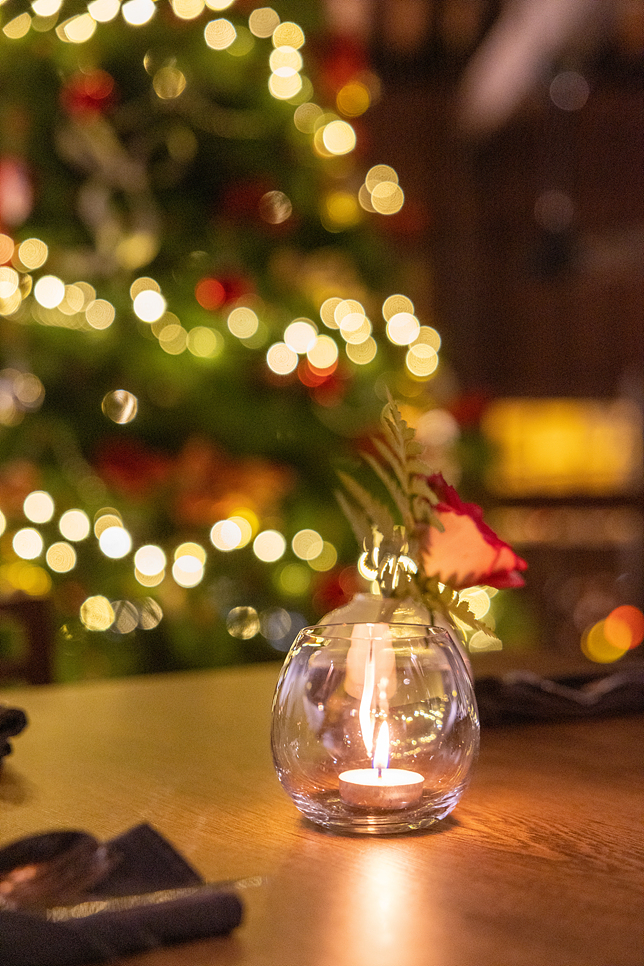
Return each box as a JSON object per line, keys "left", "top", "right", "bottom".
{"left": 0, "top": 1, "right": 445, "bottom": 655}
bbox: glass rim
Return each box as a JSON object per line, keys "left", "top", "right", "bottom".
{"left": 296, "top": 621, "right": 453, "bottom": 635}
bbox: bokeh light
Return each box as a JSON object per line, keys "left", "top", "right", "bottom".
{"left": 59, "top": 509, "right": 91, "bottom": 541}
{"left": 272, "top": 21, "right": 304, "bottom": 49}
{"left": 204, "top": 17, "right": 236, "bottom": 49}
{"left": 322, "top": 191, "right": 361, "bottom": 230}
{"left": 269, "top": 73, "right": 302, "bottom": 100}
{"left": 210, "top": 519, "right": 243, "bottom": 551}
{"left": 382, "top": 294, "right": 414, "bottom": 320}
{"left": 102, "top": 389, "right": 138, "bottom": 424}
{"left": 406, "top": 343, "right": 439, "bottom": 378}
{"left": 135, "top": 566, "right": 165, "bottom": 587}
{"left": 172, "top": 554, "right": 204, "bottom": 587}
{"left": 121, "top": 0, "right": 155, "bottom": 26}
{"left": 138, "top": 597, "right": 163, "bottom": 628}
{"left": 319, "top": 297, "right": 341, "bottom": 330}
{"left": 34, "top": 275, "right": 65, "bottom": 309}
{"left": 46, "top": 541, "right": 76, "bottom": 573}
{"left": 371, "top": 181, "right": 404, "bottom": 215}
{"left": 80, "top": 595, "right": 114, "bottom": 631}
{"left": 4, "top": 13, "right": 31, "bottom": 39}
{"left": 278, "top": 561, "right": 310, "bottom": 595}
{"left": 248, "top": 6, "right": 279, "bottom": 38}
{"left": 0, "top": 267, "right": 19, "bottom": 300}
{"left": 186, "top": 326, "right": 223, "bottom": 358}
{"left": 228, "top": 514, "right": 254, "bottom": 547}
{"left": 604, "top": 605, "right": 644, "bottom": 650}
{"left": 13, "top": 527, "right": 44, "bottom": 559}
{"left": 94, "top": 509, "right": 123, "bottom": 537}
{"left": 85, "top": 299, "right": 116, "bottom": 330}
{"left": 267, "top": 342, "right": 298, "bottom": 375}
{"left": 307, "top": 541, "right": 338, "bottom": 571}
{"left": 258, "top": 190, "right": 292, "bottom": 225}
{"left": 87, "top": 0, "right": 120, "bottom": 22}
{"left": 294, "top": 102, "right": 322, "bottom": 133}
{"left": 226, "top": 605, "right": 260, "bottom": 639}
{"left": 0, "top": 234, "right": 14, "bottom": 263}
{"left": 307, "top": 334, "right": 338, "bottom": 370}
{"left": 253, "top": 529, "right": 286, "bottom": 562}
{"left": 366, "top": 164, "right": 398, "bottom": 192}
{"left": 175, "top": 541, "right": 206, "bottom": 564}
{"left": 322, "top": 120, "right": 356, "bottom": 156}
{"left": 550, "top": 70, "right": 590, "bottom": 111}
{"left": 195, "top": 277, "right": 225, "bottom": 310}
{"left": 23, "top": 490, "right": 55, "bottom": 523}
{"left": 285, "top": 319, "right": 317, "bottom": 354}
{"left": 58, "top": 13, "right": 96, "bottom": 42}
{"left": 1, "top": 560, "right": 50, "bottom": 595}
{"left": 337, "top": 81, "right": 370, "bottom": 117}
{"left": 260, "top": 606, "right": 291, "bottom": 646}
{"left": 339, "top": 311, "right": 371, "bottom": 344}
{"left": 386, "top": 312, "right": 420, "bottom": 346}
{"left": 17, "top": 238, "right": 48, "bottom": 270}
{"left": 32, "top": 0, "right": 63, "bottom": 16}
{"left": 581, "top": 620, "right": 629, "bottom": 663}
{"left": 269, "top": 44, "right": 302, "bottom": 74}
{"left": 112, "top": 600, "right": 139, "bottom": 634}
{"left": 99, "top": 525, "right": 133, "bottom": 559}
{"left": 153, "top": 65, "right": 187, "bottom": 98}
{"left": 133, "top": 289, "right": 166, "bottom": 322}
{"left": 469, "top": 630, "right": 503, "bottom": 652}
{"left": 346, "top": 337, "right": 377, "bottom": 365}
{"left": 172, "top": 0, "right": 204, "bottom": 21}
{"left": 227, "top": 306, "right": 259, "bottom": 339}
{"left": 158, "top": 323, "right": 187, "bottom": 354}
{"left": 291, "top": 528, "right": 323, "bottom": 560}
{"left": 134, "top": 544, "right": 167, "bottom": 576}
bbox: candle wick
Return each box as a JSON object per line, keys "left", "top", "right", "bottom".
{"left": 377, "top": 766, "right": 383, "bottom": 779}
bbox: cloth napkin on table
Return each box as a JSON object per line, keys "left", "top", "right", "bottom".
{"left": 475, "top": 665, "right": 644, "bottom": 726}
{"left": 0, "top": 824, "right": 244, "bottom": 966}
{"left": 0, "top": 703, "right": 28, "bottom": 763}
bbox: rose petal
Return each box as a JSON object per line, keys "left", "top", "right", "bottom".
{"left": 420, "top": 474, "right": 527, "bottom": 590}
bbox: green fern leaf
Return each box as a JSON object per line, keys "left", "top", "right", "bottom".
{"left": 336, "top": 471, "right": 396, "bottom": 539}
{"left": 371, "top": 434, "right": 412, "bottom": 492}
{"left": 361, "top": 451, "right": 411, "bottom": 526}
{"left": 334, "top": 490, "right": 373, "bottom": 548}
{"left": 409, "top": 476, "right": 440, "bottom": 505}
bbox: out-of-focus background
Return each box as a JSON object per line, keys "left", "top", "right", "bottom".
{"left": 0, "top": 0, "right": 642, "bottom": 684}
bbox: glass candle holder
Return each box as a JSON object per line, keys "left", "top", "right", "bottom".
{"left": 271, "top": 621, "right": 479, "bottom": 834}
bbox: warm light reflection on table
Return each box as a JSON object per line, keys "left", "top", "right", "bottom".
{"left": 1, "top": 662, "right": 643, "bottom": 966}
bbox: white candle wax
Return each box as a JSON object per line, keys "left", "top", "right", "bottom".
{"left": 339, "top": 767, "right": 424, "bottom": 810}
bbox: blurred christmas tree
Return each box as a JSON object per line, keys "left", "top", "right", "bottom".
{"left": 0, "top": 0, "right": 447, "bottom": 680}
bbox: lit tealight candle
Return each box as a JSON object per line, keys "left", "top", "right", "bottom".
{"left": 339, "top": 766, "right": 424, "bottom": 810}
{"left": 339, "top": 721, "right": 424, "bottom": 810}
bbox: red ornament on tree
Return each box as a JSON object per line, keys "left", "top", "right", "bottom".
{"left": 60, "top": 70, "right": 117, "bottom": 117}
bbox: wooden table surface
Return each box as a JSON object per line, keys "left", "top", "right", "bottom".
{"left": 1, "top": 661, "right": 643, "bottom": 966}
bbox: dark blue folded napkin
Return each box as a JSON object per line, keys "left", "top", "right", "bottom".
{"left": 0, "top": 824, "right": 243, "bottom": 966}
{"left": 476, "top": 665, "right": 644, "bottom": 726}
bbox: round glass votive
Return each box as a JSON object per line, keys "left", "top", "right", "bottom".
{"left": 271, "top": 621, "right": 479, "bottom": 835}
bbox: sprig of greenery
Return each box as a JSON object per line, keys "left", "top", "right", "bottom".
{"left": 337, "top": 396, "right": 496, "bottom": 637}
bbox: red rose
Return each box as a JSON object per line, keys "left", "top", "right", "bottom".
{"left": 420, "top": 474, "right": 527, "bottom": 590}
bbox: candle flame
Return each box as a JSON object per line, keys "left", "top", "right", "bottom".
{"left": 373, "top": 721, "right": 390, "bottom": 772}
{"left": 348, "top": 623, "right": 395, "bottom": 760}
{"left": 358, "top": 642, "right": 376, "bottom": 756}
